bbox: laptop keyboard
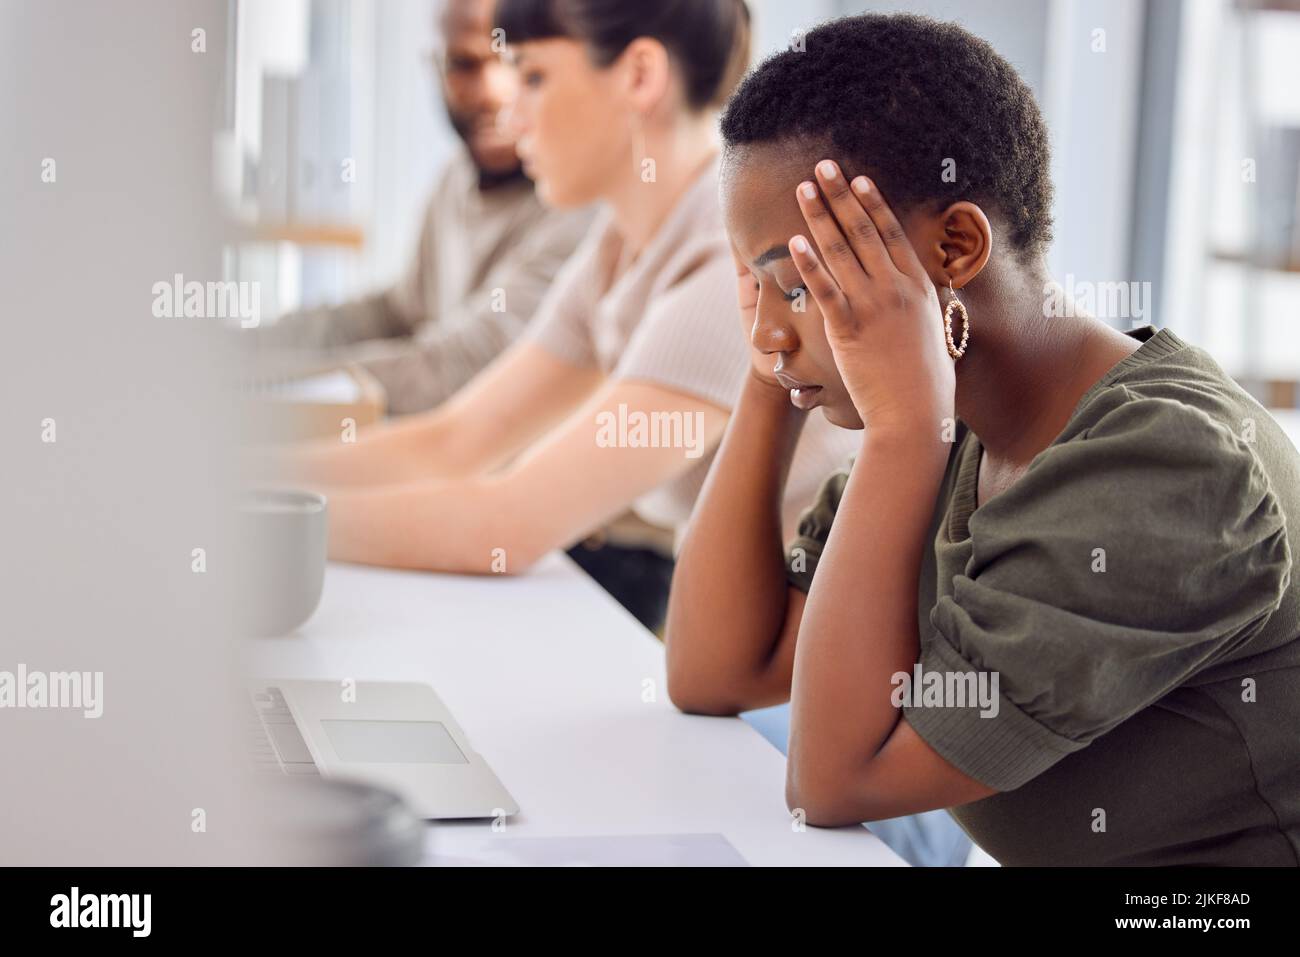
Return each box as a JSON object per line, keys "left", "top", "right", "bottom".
{"left": 249, "top": 686, "right": 320, "bottom": 776}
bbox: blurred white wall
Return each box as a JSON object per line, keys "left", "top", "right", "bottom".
{"left": 753, "top": 0, "right": 1145, "bottom": 320}
{"left": 0, "top": 0, "right": 260, "bottom": 864}
{"left": 362, "top": 0, "right": 451, "bottom": 289}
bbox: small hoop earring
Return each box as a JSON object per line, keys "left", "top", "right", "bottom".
{"left": 944, "top": 281, "right": 970, "bottom": 360}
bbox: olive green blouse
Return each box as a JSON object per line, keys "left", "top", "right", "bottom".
{"left": 786, "top": 325, "right": 1300, "bottom": 865}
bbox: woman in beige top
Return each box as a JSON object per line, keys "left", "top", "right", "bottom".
{"left": 277, "top": 0, "right": 855, "bottom": 581}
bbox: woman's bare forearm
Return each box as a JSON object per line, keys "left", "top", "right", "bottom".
{"left": 665, "top": 375, "right": 809, "bottom": 714}
{"left": 786, "top": 426, "right": 949, "bottom": 821}
{"left": 325, "top": 474, "right": 531, "bottom": 573}
{"left": 261, "top": 344, "right": 603, "bottom": 490}
{"left": 267, "top": 408, "right": 461, "bottom": 489}
{"left": 325, "top": 378, "right": 733, "bottom": 575}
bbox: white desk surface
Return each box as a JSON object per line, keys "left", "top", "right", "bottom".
{"left": 251, "top": 555, "right": 906, "bottom": 867}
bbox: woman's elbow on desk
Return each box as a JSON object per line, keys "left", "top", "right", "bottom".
{"left": 785, "top": 740, "right": 926, "bottom": 827}
{"left": 665, "top": 678, "right": 745, "bottom": 718}
{"left": 664, "top": 653, "right": 772, "bottom": 717}
{"left": 785, "top": 731, "right": 903, "bottom": 826}
{"left": 785, "top": 767, "right": 871, "bottom": 829}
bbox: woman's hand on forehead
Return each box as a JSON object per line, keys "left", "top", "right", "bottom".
{"left": 787, "top": 159, "right": 955, "bottom": 436}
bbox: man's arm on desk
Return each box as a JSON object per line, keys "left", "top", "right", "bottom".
{"left": 342, "top": 204, "right": 593, "bottom": 414}
{"left": 251, "top": 200, "right": 434, "bottom": 354}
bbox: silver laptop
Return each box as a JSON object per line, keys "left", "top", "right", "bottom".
{"left": 248, "top": 680, "right": 518, "bottom": 820}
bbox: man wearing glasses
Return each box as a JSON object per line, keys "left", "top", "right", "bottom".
{"left": 258, "top": 0, "right": 592, "bottom": 414}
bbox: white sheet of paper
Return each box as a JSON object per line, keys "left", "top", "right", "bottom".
{"left": 249, "top": 369, "right": 361, "bottom": 404}
{"left": 424, "top": 831, "right": 749, "bottom": 867}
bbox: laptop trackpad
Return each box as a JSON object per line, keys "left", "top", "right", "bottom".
{"left": 320, "top": 719, "right": 469, "bottom": 765}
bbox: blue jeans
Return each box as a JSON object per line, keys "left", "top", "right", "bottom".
{"left": 741, "top": 703, "right": 974, "bottom": 867}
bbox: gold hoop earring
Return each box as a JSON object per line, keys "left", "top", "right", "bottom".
{"left": 944, "top": 281, "right": 970, "bottom": 360}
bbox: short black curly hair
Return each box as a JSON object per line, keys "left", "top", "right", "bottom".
{"left": 720, "top": 13, "right": 1053, "bottom": 257}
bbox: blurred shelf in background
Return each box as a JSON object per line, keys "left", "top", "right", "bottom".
{"left": 243, "top": 221, "right": 366, "bottom": 249}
